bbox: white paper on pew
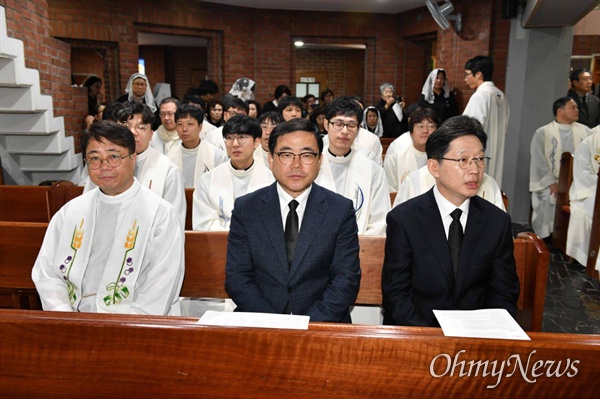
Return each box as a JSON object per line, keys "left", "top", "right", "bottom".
{"left": 433, "top": 309, "right": 530, "bottom": 340}
{"left": 197, "top": 310, "right": 310, "bottom": 330}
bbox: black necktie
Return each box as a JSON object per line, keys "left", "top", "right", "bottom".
{"left": 285, "top": 200, "right": 299, "bottom": 266}
{"left": 448, "top": 209, "right": 463, "bottom": 277}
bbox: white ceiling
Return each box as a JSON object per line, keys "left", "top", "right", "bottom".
{"left": 196, "top": 0, "right": 427, "bottom": 14}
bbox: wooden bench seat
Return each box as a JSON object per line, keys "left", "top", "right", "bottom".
{"left": 0, "top": 309, "right": 598, "bottom": 398}
{"left": 552, "top": 152, "right": 574, "bottom": 254}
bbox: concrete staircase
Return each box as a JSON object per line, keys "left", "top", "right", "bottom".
{"left": 0, "top": 6, "right": 81, "bottom": 185}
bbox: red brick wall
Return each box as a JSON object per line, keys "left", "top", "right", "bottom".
{"left": 572, "top": 35, "right": 600, "bottom": 55}
{"left": 166, "top": 46, "right": 208, "bottom": 99}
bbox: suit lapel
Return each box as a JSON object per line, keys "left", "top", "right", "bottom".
{"left": 454, "top": 197, "right": 486, "bottom": 295}
{"left": 289, "top": 185, "right": 326, "bottom": 278}
{"left": 417, "top": 189, "right": 455, "bottom": 286}
{"left": 259, "top": 184, "right": 289, "bottom": 272}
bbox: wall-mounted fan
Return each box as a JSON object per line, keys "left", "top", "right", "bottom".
{"left": 426, "top": 0, "right": 463, "bottom": 33}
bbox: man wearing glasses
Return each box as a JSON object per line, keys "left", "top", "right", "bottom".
{"left": 315, "top": 96, "right": 390, "bottom": 236}
{"left": 84, "top": 102, "right": 186, "bottom": 228}
{"left": 192, "top": 115, "right": 274, "bottom": 231}
{"left": 225, "top": 118, "right": 361, "bottom": 322}
{"left": 33, "top": 121, "right": 184, "bottom": 315}
{"left": 382, "top": 116, "right": 519, "bottom": 327}
{"left": 204, "top": 97, "right": 250, "bottom": 152}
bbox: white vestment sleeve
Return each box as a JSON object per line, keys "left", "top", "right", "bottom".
{"left": 364, "top": 165, "right": 390, "bottom": 236}
{"left": 163, "top": 164, "right": 187, "bottom": 230}
{"left": 192, "top": 172, "right": 228, "bottom": 231}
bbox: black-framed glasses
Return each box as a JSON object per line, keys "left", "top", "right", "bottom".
{"left": 440, "top": 156, "right": 490, "bottom": 169}
{"left": 224, "top": 134, "right": 252, "bottom": 144}
{"left": 329, "top": 120, "right": 359, "bottom": 132}
{"left": 85, "top": 153, "right": 131, "bottom": 170}
{"left": 276, "top": 151, "right": 318, "bottom": 165}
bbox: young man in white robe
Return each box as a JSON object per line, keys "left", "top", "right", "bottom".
{"left": 167, "top": 104, "right": 229, "bottom": 188}
{"left": 254, "top": 112, "right": 284, "bottom": 168}
{"left": 151, "top": 97, "right": 181, "bottom": 155}
{"left": 32, "top": 121, "right": 184, "bottom": 315}
{"left": 530, "top": 97, "right": 591, "bottom": 238}
{"left": 193, "top": 115, "right": 274, "bottom": 231}
{"left": 463, "top": 55, "right": 510, "bottom": 187}
{"left": 315, "top": 96, "right": 390, "bottom": 236}
{"left": 204, "top": 97, "right": 249, "bottom": 152}
{"left": 566, "top": 126, "right": 600, "bottom": 269}
{"left": 384, "top": 107, "right": 440, "bottom": 192}
{"left": 84, "top": 102, "right": 186, "bottom": 228}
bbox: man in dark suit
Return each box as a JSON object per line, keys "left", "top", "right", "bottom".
{"left": 225, "top": 118, "right": 361, "bottom": 323}
{"left": 382, "top": 115, "right": 519, "bottom": 327}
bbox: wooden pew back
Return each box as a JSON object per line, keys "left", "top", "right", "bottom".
{"left": 185, "top": 188, "right": 194, "bottom": 230}
{"left": 1, "top": 309, "right": 598, "bottom": 398}
{"left": 552, "top": 152, "right": 574, "bottom": 254}
{"left": 0, "top": 185, "right": 50, "bottom": 222}
{"left": 586, "top": 168, "right": 600, "bottom": 280}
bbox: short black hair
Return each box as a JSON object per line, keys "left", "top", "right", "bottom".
{"left": 247, "top": 99, "right": 262, "bottom": 117}
{"left": 426, "top": 115, "right": 487, "bottom": 160}
{"left": 553, "top": 96, "right": 575, "bottom": 116}
{"left": 409, "top": 107, "right": 440, "bottom": 132}
{"left": 227, "top": 97, "right": 250, "bottom": 114}
{"left": 83, "top": 75, "right": 102, "bottom": 88}
{"left": 198, "top": 79, "right": 219, "bottom": 96}
{"left": 268, "top": 118, "right": 323, "bottom": 155}
{"left": 570, "top": 68, "right": 590, "bottom": 83}
{"left": 325, "top": 96, "right": 363, "bottom": 124}
{"left": 465, "top": 56, "right": 494, "bottom": 82}
{"left": 81, "top": 120, "right": 135, "bottom": 159}
{"left": 117, "top": 101, "right": 155, "bottom": 125}
{"left": 182, "top": 93, "right": 206, "bottom": 110}
{"left": 302, "top": 94, "right": 316, "bottom": 103}
{"left": 159, "top": 97, "right": 181, "bottom": 109}
{"left": 320, "top": 88, "right": 334, "bottom": 102}
{"left": 223, "top": 115, "right": 262, "bottom": 139}
{"left": 102, "top": 101, "right": 124, "bottom": 122}
{"left": 175, "top": 104, "right": 205, "bottom": 124}
{"left": 277, "top": 96, "right": 304, "bottom": 114}
{"left": 274, "top": 85, "right": 291, "bottom": 100}
{"left": 258, "top": 111, "right": 284, "bottom": 125}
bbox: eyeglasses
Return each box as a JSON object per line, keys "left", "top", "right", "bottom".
{"left": 132, "top": 82, "right": 147, "bottom": 87}
{"left": 260, "top": 123, "right": 277, "bottom": 129}
{"left": 227, "top": 110, "right": 242, "bottom": 117}
{"left": 85, "top": 153, "right": 131, "bottom": 170}
{"left": 413, "top": 123, "right": 437, "bottom": 130}
{"left": 119, "top": 121, "right": 149, "bottom": 133}
{"left": 159, "top": 112, "right": 175, "bottom": 118}
{"left": 329, "top": 120, "right": 359, "bottom": 132}
{"left": 465, "top": 72, "right": 474, "bottom": 78}
{"left": 276, "top": 151, "right": 318, "bottom": 165}
{"left": 440, "top": 156, "right": 490, "bottom": 169}
{"left": 224, "top": 134, "right": 252, "bottom": 144}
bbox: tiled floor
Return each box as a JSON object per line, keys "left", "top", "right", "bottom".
{"left": 513, "top": 223, "right": 600, "bottom": 334}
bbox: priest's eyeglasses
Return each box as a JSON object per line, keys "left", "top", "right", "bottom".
{"left": 440, "top": 156, "right": 490, "bottom": 169}
{"left": 276, "top": 151, "right": 318, "bottom": 165}
{"left": 224, "top": 134, "right": 252, "bottom": 144}
{"left": 85, "top": 153, "right": 131, "bottom": 170}
{"left": 329, "top": 120, "right": 359, "bottom": 132}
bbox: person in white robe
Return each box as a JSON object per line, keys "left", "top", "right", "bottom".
{"left": 205, "top": 97, "right": 249, "bottom": 152}
{"left": 315, "top": 96, "right": 390, "bottom": 236}
{"left": 566, "top": 126, "right": 600, "bottom": 270}
{"left": 463, "top": 56, "right": 510, "bottom": 186}
{"left": 167, "top": 104, "right": 228, "bottom": 188}
{"left": 530, "top": 97, "right": 591, "bottom": 238}
{"left": 384, "top": 107, "right": 440, "bottom": 192}
{"left": 384, "top": 132, "right": 412, "bottom": 158}
{"left": 193, "top": 115, "right": 274, "bottom": 231}
{"left": 254, "top": 111, "right": 284, "bottom": 169}
{"left": 32, "top": 121, "right": 184, "bottom": 315}
{"left": 85, "top": 102, "right": 187, "bottom": 228}
{"left": 151, "top": 97, "right": 181, "bottom": 154}
{"left": 394, "top": 165, "right": 505, "bottom": 211}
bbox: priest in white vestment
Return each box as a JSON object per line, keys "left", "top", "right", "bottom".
{"left": 32, "top": 121, "right": 184, "bottom": 315}
{"left": 205, "top": 97, "right": 249, "bottom": 152}
{"left": 315, "top": 96, "right": 390, "bottom": 236}
{"left": 463, "top": 56, "right": 510, "bottom": 186}
{"left": 167, "top": 104, "right": 228, "bottom": 188}
{"left": 566, "top": 126, "right": 600, "bottom": 270}
{"left": 193, "top": 115, "right": 274, "bottom": 231}
{"left": 151, "top": 97, "right": 181, "bottom": 154}
{"left": 85, "top": 102, "right": 187, "bottom": 228}
{"left": 530, "top": 97, "right": 591, "bottom": 238}
{"left": 253, "top": 111, "right": 284, "bottom": 169}
{"left": 384, "top": 107, "right": 440, "bottom": 192}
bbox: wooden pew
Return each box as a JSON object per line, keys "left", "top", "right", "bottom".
{"left": 1, "top": 223, "right": 550, "bottom": 331}
{"left": 185, "top": 188, "right": 194, "bottom": 230}
{"left": 586, "top": 168, "right": 600, "bottom": 280}
{"left": 380, "top": 137, "right": 394, "bottom": 156}
{"left": 552, "top": 152, "right": 574, "bottom": 254}
{"left": 46, "top": 180, "right": 83, "bottom": 218}
{"left": 0, "top": 185, "right": 50, "bottom": 222}
{"left": 1, "top": 309, "right": 598, "bottom": 398}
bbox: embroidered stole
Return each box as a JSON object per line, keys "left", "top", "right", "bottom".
{"left": 543, "top": 121, "right": 588, "bottom": 179}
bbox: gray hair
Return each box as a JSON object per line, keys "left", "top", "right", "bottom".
{"left": 379, "top": 83, "right": 395, "bottom": 94}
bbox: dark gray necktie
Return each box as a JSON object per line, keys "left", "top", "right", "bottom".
{"left": 448, "top": 208, "right": 463, "bottom": 277}
{"left": 285, "top": 200, "right": 299, "bottom": 266}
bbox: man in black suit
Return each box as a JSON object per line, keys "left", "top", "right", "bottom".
{"left": 225, "top": 118, "right": 361, "bottom": 322}
{"left": 382, "top": 115, "right": 519, "bottom": 327}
